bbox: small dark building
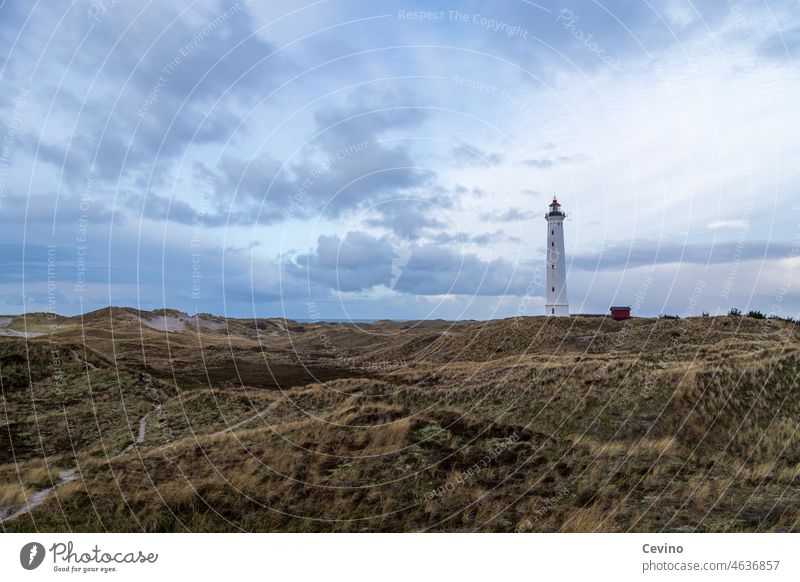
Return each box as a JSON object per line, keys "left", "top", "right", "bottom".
{"left": 610, "top": 306, "right": 631, "bottom": 320}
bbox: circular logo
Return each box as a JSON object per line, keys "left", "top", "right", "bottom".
{"left": 20, "top": 542, "right": 46, "bottom": 570}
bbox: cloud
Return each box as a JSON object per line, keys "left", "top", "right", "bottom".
{"left": 299, "top": 99, "right": 434, "bottom": 217}
{"left": 708, "top": 219, "right": 748, "bottom": 230}
{"left": 431, "top": 229, "right": 521, "bottom": 246}
{"left": 215, "top": 153, "right": 297, "bottom": 223}
{"left": 364, "top": 201, "right": 447, "bottom": 240}
{"left": 570, "top": 238, "right": 797, "bottom": 271}
{"left": 480, "top": 207, "right": 535, "bottom": 222}
{"left": 8, "top": 1, "right": 292, "bottom": 188}
{"left": 394, "top": 244, "right": 527, "bottom": 296}
{"left": 290, "top": 231, "right": 528, "bottom": 297}
{"left": 2, "top": 0, "right": 799, "bottom": 319}
{"left": 207, "top": 96, "right": 435, "bottom": 225}
{"left": 449, "top": 143, "right": 505, "bottom": 167}
{"left": 313, "top": 102, "right": 428, "bottom": 143}
{"left": 758, "top": 26, "right": 800, "bottom": 61}
{"left": 520, "top": 154, "right": 589, "bottom": 169}
{"left": 290, "top": 231, "right": 394, "bottom": 292}
{"left": 663, "top": 0, "right": 699, "bottom": 28}
{"left": 464, "top": 0, "right": 734, "bottom": 78}
{"left": 181, "top": 95, "right": 438, "bottom": 226}
{"left": 0, "top": 192, "right": 120, "bottom": 228}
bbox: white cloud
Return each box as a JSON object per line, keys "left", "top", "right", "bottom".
{"left": 663, "top": 0, "right": 698, "bottom": 28}
{"left": 708, "top": 219, "right": 748, "bottom": 230}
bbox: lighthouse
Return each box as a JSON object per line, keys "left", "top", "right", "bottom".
{"left": 545, "top": 196, "right": 569, "bottom": 316}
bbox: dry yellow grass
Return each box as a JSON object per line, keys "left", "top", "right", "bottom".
{"left": 560, "top": 502, "right": 617, "bottom": 532}
{"left": 21, "top": 465, "right": 52, "bottom": 488}
{"left": 1, "top": 312, "right": 798, "bottom": 532}
{"left": 0, "top": 482, "right": 29, "bottom": 506}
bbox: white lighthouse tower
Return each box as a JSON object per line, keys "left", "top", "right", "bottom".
{"left": 545, "top": 196, "right": 569, "bottom": 316}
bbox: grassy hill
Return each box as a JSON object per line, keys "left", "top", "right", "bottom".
{"left": 1, "top": 309, "right": 798, "bottom": 531}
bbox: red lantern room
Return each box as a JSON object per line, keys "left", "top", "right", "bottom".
{"left": 547, "top": 196, "right": 565, "bottom": 217}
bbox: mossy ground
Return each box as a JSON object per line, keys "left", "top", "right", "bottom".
{"left": 1, "top": 309, "right": 798, "bottom": 531}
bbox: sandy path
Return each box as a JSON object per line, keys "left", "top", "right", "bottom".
{"left": 0, "top": 469, "right": 77, "bottom": 523}
{"left": 1, "top": 411, "right": 153, "bottom": 525}
{"left": 116, "top": 414, "right": 149, "bottom": 457}
{"left": 0, "top": 328, "right": 45, "bottom": 337}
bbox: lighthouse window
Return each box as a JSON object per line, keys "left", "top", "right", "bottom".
{"left": 551, "top": 264, "right": 554, "bottom": 269}
{"left": 552, "top": 287, "right": 554, "bottom": 292}
{"left": 551, "top": 230, "right": 554, "bottom": 235}
{"left": 551, "top": 242, "right": 554, "bottom": 247}
{"left": 552, "top": 308, "right": 555, "bottom": 314}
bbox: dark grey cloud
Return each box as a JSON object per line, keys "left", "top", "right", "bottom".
{"left": 127, "top": 191, "right": 203, "bottom": 226}
{"left": 205, "top": 95, "right": 438, "bottom": 225}
{"left": 307, "top": 147, "right": 431, "bottom": 218}
{"left": 464, "top": 0, "right": 731, "bottom": 80}
{"left": 290, "top": 230, "right": 528, "bottom": 296}
{"left": 480, "top": 207, "right": 535, "bottom": 222}
{"left": 571, "top": 238, "right": 797, "bottom": 271}
{"left": 1, "top": 0, "right": 795, "bottom": 321}
{"left": 314, "top": 101, "right": 428, "bottom": 143}
{"left": 520, "top": 154, "right": 589, "bottom": 169}
{"left": 449, "top": 143, "right": 505, "bottom": 167}
{"left": 364, "top": 200, "right": 447, "bottom": 239}
{"left": 521, "top": 189, "right": 544, "bottom": 197}
{"left": 291, "top": 231, "right": 394, "bottom": 292}
{"left": 432, "top": 229, "right": 521, "bottom": 245}
{"left": 758, "top": 26, "right": 800, "bottom": 61}
{"left": 215, "top": 153, "right": 296, "bottom": 223}
{"left": 302, "top": 100, "right": 434, "bottom": 217}
{"left": 395, "top": 244, "right": 526, "bottom": 296}
{"left": 9, "top": 1, "right": 292, "bottom": 188}
{"left": 129, "top": 94, "right": 440, "bottom": 227}
{"left": 0, "top": 191, "right": 116, "bottom": 224}
{"left": 0, "top": 214, "right": 278, "bottom": 314}
{"left": 0, "top": 242, "right": 60, "bottom": 284}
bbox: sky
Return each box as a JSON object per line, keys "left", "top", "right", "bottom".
{"left": 0, "top": 0, "right": 798, "bottom": 320}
